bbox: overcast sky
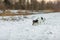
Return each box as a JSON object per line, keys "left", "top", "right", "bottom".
{"left": 37, "top": 0, "right": 57, "bottom": 3}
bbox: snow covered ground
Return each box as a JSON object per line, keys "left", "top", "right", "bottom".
{"left": 0, "top": 12, "right": 60, "bottom": 40}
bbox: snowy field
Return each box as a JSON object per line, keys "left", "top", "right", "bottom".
{"left": 0, "top": 12, "right": 60, "bottom": 40}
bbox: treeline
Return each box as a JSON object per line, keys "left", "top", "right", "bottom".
{"left": 0, "top": 0, "right": 60, "bottom": 11}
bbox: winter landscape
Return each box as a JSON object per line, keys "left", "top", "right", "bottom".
{"left": 0, "top": 0, "right": 60, "bottom": 40}
{"left": 0, "top": 12, "right": 60, "bottom": 40}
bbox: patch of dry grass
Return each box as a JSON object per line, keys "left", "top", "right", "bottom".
{"left": 0, "top": 11, "right": 30, "bottom": 16}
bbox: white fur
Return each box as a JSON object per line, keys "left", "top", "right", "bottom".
{"left": 32, "top": 17, "right": 46, "bottom": 25}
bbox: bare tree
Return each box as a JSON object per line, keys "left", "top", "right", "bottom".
{"left": 45, "top": 1, "right": 53, "bottom": 10}
{"left": 40, "top": 0, "right": 45, "bottom": 10}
